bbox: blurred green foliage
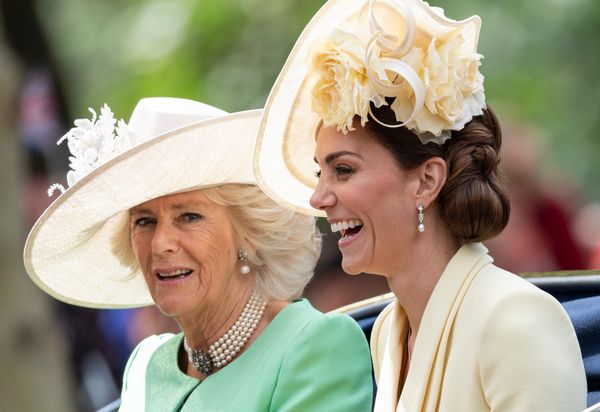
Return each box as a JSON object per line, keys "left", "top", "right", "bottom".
{"left": 37, "top": 0, "right": 600, "bottom": 199}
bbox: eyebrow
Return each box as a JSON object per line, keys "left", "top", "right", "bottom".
{"left": 130, "top": 201, "right": 207, "bottom": 214}
{"left": 314, "top": 151, "right": 363, "bottom": 165}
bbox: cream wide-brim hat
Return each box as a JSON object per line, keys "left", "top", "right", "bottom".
{"left": 254, "top": 0, "right": 480, "bottom": 217}
{"left": 24, "top": 97, "right": 262, "bottom": 308}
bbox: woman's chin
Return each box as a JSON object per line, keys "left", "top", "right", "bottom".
{"left": 153, "top": 302, "right": 179, "bottom": 318}
{"left": 151, "top": 295, "right": 190, "bottom": 318}
{"left": 341, "top": 258, "right": 364, "bottom": 275}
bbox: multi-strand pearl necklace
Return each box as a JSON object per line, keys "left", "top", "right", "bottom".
{"left": 183, "top": 289, "right": 266, "bottom": 375}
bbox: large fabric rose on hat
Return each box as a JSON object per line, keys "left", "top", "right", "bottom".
{"left": 390, "top": 29, "right": 485, "bottom": 137}
{"left": 310, "top": 29, "right": 385, "bottom": 134}
{"left": 309, "top": 0, "right": 486, "bottom": 142}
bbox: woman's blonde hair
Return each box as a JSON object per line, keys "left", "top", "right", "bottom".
{"left": 112, "top": 184, "right": 321, "bottom": 301}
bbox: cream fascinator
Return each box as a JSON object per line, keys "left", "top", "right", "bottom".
{"left": 24, "top": 98, "right": 262, "bottom": 308}
{"left": 255, "top": 0, "right": 485, "bottom": 216}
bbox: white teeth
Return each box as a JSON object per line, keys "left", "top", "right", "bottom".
{"left": 157, "top": 269, "right": 191, "bottom": 277}
{"left": 330, "top": 219, "right": 363, "bottom": 233}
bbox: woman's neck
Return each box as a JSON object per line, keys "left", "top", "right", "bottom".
{"left": 178, "top": 280, "right": 254, "bottom": 350}
{"left": 386, "top": 230, "right": 459, "bottom": 339}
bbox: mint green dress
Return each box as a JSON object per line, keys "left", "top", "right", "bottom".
{"left": 119, "top": 299, "right": 373, "bottom": 411}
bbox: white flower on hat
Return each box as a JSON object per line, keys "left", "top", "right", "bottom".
{"left": 390, "top": 30, "right": 485, "bottom": 137}
{"left": 310, "top": 29, "right": 386, "bottom": 134}
{"left": 309, "top": 0, "right": 486, "bottom": 142}
{"left": 49, "top": 104, "right": 140, "bottom": 196}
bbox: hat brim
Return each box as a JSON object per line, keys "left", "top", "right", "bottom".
{"left": 254, "top": 0, "right": 480, "bottom": 217}
{"left": 254, "top": 0, "right": 363, "bottom": 218}
{"left": 24, "top": 110, "right": 262, "bottom": 309}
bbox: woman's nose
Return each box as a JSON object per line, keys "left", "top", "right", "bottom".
{"left": 310, "top": 180, "right": 335, "bottom": 211}
{"left": 151, "top": 222, "right": 179, "bottom": 255}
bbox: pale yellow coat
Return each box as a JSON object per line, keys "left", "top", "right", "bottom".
{"left": 371, "top": 243, "right": 587, "bottom": 412}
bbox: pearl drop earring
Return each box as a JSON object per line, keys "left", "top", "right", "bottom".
{"left": 238, "top": 248, "right": 251, "bottom": 274}
{"left": 417, "top": 204, "right": 425, "bottom": 233}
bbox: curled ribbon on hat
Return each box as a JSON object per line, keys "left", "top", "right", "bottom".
{"left": 365, "top": 0, "right": 425, "bottom": 129}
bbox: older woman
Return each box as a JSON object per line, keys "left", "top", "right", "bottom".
{"left": 255, "top": 0, "right": 587, "bottom": 410}
{"left": 24, "top": 98, "right": 373, "bottom": 411}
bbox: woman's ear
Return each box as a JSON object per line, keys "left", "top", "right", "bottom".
{"left": 416, "top": 157, "right": 447, "bottom": 207}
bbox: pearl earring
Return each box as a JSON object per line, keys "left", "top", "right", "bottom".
{"left": 417, "top": 204, "right": 425, "bottom": 233}
{"left": 238, "top": 248, "right": 250, "bottom": 274}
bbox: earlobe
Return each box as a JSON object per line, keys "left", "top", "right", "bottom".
{"left": 239, "top": 238, "right": 257, "bottom": 257}
{"left": 416, "top": 157, "right": 448, "bottom": 207}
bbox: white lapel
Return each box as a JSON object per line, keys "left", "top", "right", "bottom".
{"left": 400, "top": 243, "right": 491, "bottom": 411}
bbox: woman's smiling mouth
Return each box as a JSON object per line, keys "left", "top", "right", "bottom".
{"left": 330, "top": 219, "right": 364, "bottom": 240}
{"left": 156, "top": 268, "right": 193, "bottom": 281}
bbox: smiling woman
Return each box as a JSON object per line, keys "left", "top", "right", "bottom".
{"left": 311, "top": 122, "right": 423, "bottom": 276}
{"left": 255, "top": 0, "right": 588, "bottom": 410}
{"left": 23, "top": 97, "right": 374, "bottom": 411}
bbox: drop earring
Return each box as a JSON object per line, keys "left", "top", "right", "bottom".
{"left": 238, "top": 248, "right": 251, "bottom": 274}
{"left": 417, "top": 204, "right": 425, "bottom": 233}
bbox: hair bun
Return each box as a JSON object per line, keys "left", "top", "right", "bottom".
{"left": 439, "top": 108, "right": 510, "bottom": 243}
{"left": 471, "top": 141, "right": 499, "bottom": 178}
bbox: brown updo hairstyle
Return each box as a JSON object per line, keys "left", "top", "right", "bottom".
{"left": 364, "top": 103, "right": 510, "bottom": 243}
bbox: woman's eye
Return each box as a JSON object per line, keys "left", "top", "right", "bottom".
{"left": 134, "top": 217, "right": 154, "bottom": 227}
{"left": 335, "top": 164, "right": 354, "bottom": 175}
{"left": 181, "top": 213, "right": 202, "bottom": 222}
{"left": 314, "top": 169, "right": 321, "bottom": 178}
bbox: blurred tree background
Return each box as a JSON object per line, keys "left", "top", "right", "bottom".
{"left": 35, "top": 0, "right": 600, "bottom": 199}
{"left": 1, "top": 0, "right": 599, "bottom": 410}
